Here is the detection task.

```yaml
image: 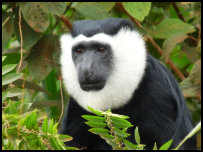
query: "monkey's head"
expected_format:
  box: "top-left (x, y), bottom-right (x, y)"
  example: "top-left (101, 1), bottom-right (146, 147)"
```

top-left (60, 18), bottom-right (147, 111)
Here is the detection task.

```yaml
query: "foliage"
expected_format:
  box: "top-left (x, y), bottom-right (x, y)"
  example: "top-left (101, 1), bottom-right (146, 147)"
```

top-left (2, 57), bottom-right (77, 150)
top-left (2, 2), bottom-right (201, 150)
top-left (2, 109), bottom-right (76, 150)
top-left (83, 106), bottom-right (181, 150)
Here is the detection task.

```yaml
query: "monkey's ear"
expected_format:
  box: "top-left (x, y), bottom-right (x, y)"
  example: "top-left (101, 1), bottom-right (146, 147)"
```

top-left (60, 34), bottom-right (73, 53)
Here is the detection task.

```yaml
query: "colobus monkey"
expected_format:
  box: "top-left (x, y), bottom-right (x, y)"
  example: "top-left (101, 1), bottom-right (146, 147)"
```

top-left (59, 18), bottom-right (196, 150)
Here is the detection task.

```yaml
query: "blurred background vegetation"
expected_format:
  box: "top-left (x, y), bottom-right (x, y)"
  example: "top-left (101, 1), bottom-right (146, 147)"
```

top-left (2, 2), bottom-right (201, 150)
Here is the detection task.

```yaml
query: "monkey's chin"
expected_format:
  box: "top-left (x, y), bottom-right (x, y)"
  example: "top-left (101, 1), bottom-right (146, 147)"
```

top-left (80, 82), bottom-right (105, 91)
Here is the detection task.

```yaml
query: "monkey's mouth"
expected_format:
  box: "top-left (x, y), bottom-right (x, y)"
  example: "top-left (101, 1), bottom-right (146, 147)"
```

top-left (80, 82), bottom-right (105, 91)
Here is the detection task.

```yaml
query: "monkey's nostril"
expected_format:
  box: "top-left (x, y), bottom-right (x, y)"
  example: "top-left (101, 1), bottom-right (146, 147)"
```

top-left (86, 71), bottom-right (93, 81)
top-left (86, 75), bottom-right (90, 81)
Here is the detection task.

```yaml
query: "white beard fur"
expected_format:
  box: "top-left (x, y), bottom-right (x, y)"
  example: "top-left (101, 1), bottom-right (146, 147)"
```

top-left (60, 28), bottom-right (147, 111)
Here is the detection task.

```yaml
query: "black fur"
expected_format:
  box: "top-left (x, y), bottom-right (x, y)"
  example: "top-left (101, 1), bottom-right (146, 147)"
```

top-left (60, 18), bottom-right (196, 150)
top-left (71, 18), bottom-right (134, 38)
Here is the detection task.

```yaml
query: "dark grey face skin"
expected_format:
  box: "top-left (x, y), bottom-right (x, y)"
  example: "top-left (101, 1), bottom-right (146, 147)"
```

top-left (72, 41), bottom-right (113, 91)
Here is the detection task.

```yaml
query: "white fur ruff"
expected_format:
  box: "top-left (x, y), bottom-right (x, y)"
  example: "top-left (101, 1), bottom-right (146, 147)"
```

top-left (60, 28), bottom-right (147, 111)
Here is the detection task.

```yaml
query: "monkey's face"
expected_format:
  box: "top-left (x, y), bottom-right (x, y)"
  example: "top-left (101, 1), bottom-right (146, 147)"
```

top-left (60, 25), bottom-right (147, 110)
top-left (72, 41), bottom-right (113, 91)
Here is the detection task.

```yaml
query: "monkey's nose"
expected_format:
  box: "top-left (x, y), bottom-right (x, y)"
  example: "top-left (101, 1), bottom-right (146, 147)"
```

top-left (80, 69), bottom-right (94, 84)
top-left (82, 69), bottom-right (93, 82)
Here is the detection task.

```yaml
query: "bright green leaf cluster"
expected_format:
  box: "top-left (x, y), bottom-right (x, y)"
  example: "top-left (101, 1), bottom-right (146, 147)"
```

top-left (2, 56), bottom-right (77, 150)
top-left (2, 108), bottom-right (77, 150)
top-left (82, 106), bottom-right (144, 150)
top-left (83, 106), bottom-right (175, 150)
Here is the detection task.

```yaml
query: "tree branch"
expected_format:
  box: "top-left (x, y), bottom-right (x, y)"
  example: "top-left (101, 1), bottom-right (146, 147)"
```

top-left (116, 2), bottom-right (186, 81)
top-left (60, 15), bottom-right (72, 30)
top-left (172, 2), bottom-right (198, 46)
top-left (172, 2), bottom-right (185, 22)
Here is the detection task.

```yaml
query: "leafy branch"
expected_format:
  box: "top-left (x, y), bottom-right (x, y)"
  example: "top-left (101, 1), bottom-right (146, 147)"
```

top-left (2, 56), bottom-right (76, 150)
top-left (83, 106), bottom-right (175, 150)
top-left (83, 106), bottom-right (200, 150)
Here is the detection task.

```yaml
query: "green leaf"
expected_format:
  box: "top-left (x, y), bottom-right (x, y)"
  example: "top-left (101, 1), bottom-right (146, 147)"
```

top-left (48, 119), bottom-right (54, 133)
top-left (27, 35), bottom-right (56, 81)
top-left (49, 138), bottom-right (60, 150)
top-left (188, 60), bottom-right (201, 86)
top-left (162, 34), bottom-right (188, 62)
top-left (159, 139), bottom-right (173, 150)
top-left (65, 147), bottom-right (79, 150)
top-left (85, 121), bottom-right (107, 128)
top-left (170, 49), bottom-right (191, 70)
top-left (23, 110), bottom-right (38, 130)
top-left (114, 127), bottom-right (130, 138)
top-left (18, 2), bottom-right (49, 32)
top-left (134, 127), bottom-right (140, 144)
top-left (180, 78), bottom-right (200, 98)
top-left (8, 100), bottom-right (18, 114)
top-left (153, 142), bottom-right (158, 150)
top-left (181, 44), bottom-right (198, 63)
top-left (100, 134), bottom-right (114, 141)
top-left (2, 56), bottom-right (7, 62)
top-left (39, 2), bottom-right (66, 16)
top-left (123, 2), bottom-right (151, 22)
top-left (111, 114), bottom-right (129, 119)
top-left (4, 101), bottom-right (20, 114)
top-left (2, 64), bottom-right (17, 75)
top-left (7, 126), bottom-right (18, 136)
top-left (2, 92), bottom-right (8, 102)
top-left (53, 123), bottom-right (58, 134)
top-left (100, 134), bottom-right (118, 149)
top-left (111, 117), bottom-right (133, 128)
top-left (4, 87), bottom-right (22, 98)
top-left (58, 134), bottom-right (73, 142)
top-left (21, 103), bottom-right (33, 113)
top-left (55, 138), bottom-right (67, 150)
top-left (82, 115), bottom-right (105, 122)
top-left (72, 2), bottom-right (115, 19)
top-left (42, 117), bottom-right (48, 133)
top-left (88, 128), bottom-right (109, 135)
top-left (123, 139), bottom-right (138, 150)
top-left (2, 73), bottom-right (24, 86)
top-left (87, 106), bottom-right (105, 116)
top-left (149, 19), bottom-right (196, 39)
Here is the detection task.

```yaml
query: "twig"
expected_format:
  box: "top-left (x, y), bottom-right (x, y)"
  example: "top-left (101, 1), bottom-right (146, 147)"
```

top-left (17, 9), bottom-right (24, 73)
top-left (60, 15), bottom-right (72, 30)
top-left (2, 16), bottom-right (10, 27)
top-left (58, 76), bottom-right (64, 125)
top-left (188, 35), bottom-right (199, 42)
top-left (147, 36), bottom-right (185, 80)
top-left (116, 2), bottom-right (185, 81)
top-left (172, 2), bottom-right (198, 46)
top-left (172, 2), bottom-right (185, 22)
top-left (19, 76), bottom-right (25, 115)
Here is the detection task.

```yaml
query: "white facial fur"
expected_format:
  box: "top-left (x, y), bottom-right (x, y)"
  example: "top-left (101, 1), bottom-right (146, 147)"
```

top-left (60, 28), bottom-right (147, 111)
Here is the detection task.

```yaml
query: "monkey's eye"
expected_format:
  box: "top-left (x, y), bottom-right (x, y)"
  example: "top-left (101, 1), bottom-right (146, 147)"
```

top-left (75, 49), bottom-right (83, 54)
top-left (98, 48), bottom-right (105, 53)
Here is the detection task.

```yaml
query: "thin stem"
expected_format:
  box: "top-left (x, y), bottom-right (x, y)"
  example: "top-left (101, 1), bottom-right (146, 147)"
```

top-left (58, 76), bottom-right (64, 125)
top-left (2, 16), bottom-right (10, 27)
top-left (17, 9), bottom-right (24, 73)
